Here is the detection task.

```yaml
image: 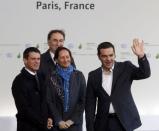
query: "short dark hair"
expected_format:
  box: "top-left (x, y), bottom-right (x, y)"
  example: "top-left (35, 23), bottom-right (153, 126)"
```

top-left (54, 47), bottom-right (73, 62)
top-left (23, 47), bottom-right (40, 59)
top-left (47, 29), bottom-right (65, 41)
top-left (97, 42), bottom-right (115, 55)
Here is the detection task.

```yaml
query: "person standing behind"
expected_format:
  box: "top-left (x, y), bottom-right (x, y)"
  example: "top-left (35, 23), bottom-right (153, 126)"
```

top-left (39, 29), bottom-right (76, 81)
top-left (12, 47), bottom-right (53, 131)
top-left (39, 29), bottom-right (65, 81)
top-left (85, 39), bottom-right (151, 131)
top-left (47, 47), bottom-right (86, 131)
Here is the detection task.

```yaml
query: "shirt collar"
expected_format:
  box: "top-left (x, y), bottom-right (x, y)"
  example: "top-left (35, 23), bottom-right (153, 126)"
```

top-left (49, 51), bottom-right (55, 61)
top-left (102, 63), bottom-right (114, 74)
top-left (25, 67), bottom-right (36, 75)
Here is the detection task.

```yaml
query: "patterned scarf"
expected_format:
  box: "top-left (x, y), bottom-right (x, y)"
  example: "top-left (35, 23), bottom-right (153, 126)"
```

top-left (56, 64), bottom-right (74, 112)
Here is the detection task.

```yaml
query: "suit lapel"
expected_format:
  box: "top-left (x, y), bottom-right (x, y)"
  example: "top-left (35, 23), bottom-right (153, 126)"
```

top-left (111, 62), bottom-right (122, 94)
top-left (46, 51), bottom-right (55, 65)
top-left (96, 68), bottom-right (111, 96)
top-left (45, 51), bottom-right (56, 72)
top-left (96, 68), bottom-right (102, 88)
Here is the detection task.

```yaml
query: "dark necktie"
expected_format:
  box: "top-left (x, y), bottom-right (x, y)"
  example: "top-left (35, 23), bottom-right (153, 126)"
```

top-left (35, 74), bottom-right (40, 90)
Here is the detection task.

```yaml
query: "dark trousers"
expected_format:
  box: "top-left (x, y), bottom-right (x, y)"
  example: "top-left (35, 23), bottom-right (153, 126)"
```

top-left (106, 114), bottom-right (126, 131)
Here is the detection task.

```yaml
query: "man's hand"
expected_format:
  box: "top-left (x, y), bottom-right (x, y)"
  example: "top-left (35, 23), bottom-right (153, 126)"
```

top-left (59, 121), bottom-right (69, 129)
top-left (65, 120), bottom-right (74, 127)
top-left (47, 118), bottom-right (53, 129)
top-left (131, 38), bottom-right (145, 58)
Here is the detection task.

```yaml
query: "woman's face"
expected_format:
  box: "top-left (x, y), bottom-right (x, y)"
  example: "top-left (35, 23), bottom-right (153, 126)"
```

top-left (57, 49), bottom-right (71, 68)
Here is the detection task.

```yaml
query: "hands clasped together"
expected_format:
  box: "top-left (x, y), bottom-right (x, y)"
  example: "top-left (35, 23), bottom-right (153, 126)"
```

top-left (58, 120), bottom-right (74, 130)
top-left (47, 118), bottom-right (74, 130)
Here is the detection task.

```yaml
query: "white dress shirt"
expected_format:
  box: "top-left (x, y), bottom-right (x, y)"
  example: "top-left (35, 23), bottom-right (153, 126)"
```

top-left (49, 51), bottom-right (55, 63)
top-left (102, 65), bottom-right (115, 113)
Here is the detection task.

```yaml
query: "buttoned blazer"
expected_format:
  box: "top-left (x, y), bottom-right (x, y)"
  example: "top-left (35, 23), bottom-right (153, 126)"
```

top-left (85, 56), bottom-right (151, 131)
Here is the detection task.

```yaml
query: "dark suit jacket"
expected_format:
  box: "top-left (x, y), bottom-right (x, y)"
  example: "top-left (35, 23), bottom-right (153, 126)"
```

top-left (12, 68), bottom-right (48, 131)
top-left (47, 70), bottom-right (86, 131)
top-left (38, 50), bottom-right (56, 81)
top-left (85, 55), bottom-right (151, 131)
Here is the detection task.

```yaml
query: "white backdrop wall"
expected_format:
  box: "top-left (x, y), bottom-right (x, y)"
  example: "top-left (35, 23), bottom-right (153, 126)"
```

top-left (0, 0), bottom-right (159, 130)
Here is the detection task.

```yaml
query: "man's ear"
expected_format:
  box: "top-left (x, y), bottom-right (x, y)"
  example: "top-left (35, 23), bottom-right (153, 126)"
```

top-left (97, 54), bottom-right (100, 60)
top-left (23, 58), bottom-right (27, 65)
top-left (48, 40), bottom-right (51, 46)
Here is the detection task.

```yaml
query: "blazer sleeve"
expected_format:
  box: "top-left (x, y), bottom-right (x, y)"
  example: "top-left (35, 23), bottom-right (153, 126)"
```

top-left (129, 55), bottom-right (151, 80)
top-left (11, 77), bottom-right (46, 130)
top-left (69, 72), bottom-right (86, 124)
top-left (85, 72), bottom-right (97, 131)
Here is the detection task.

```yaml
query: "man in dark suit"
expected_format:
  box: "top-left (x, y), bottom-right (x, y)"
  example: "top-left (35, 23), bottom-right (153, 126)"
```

top-left (38, 30), bottom-right (65, 81)
top-left (85, 39), bottom-right (151, 131)
top-left (39, 30), bottom-right (76, 81)
top-left (12, 47), bottom-right (53, 131)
